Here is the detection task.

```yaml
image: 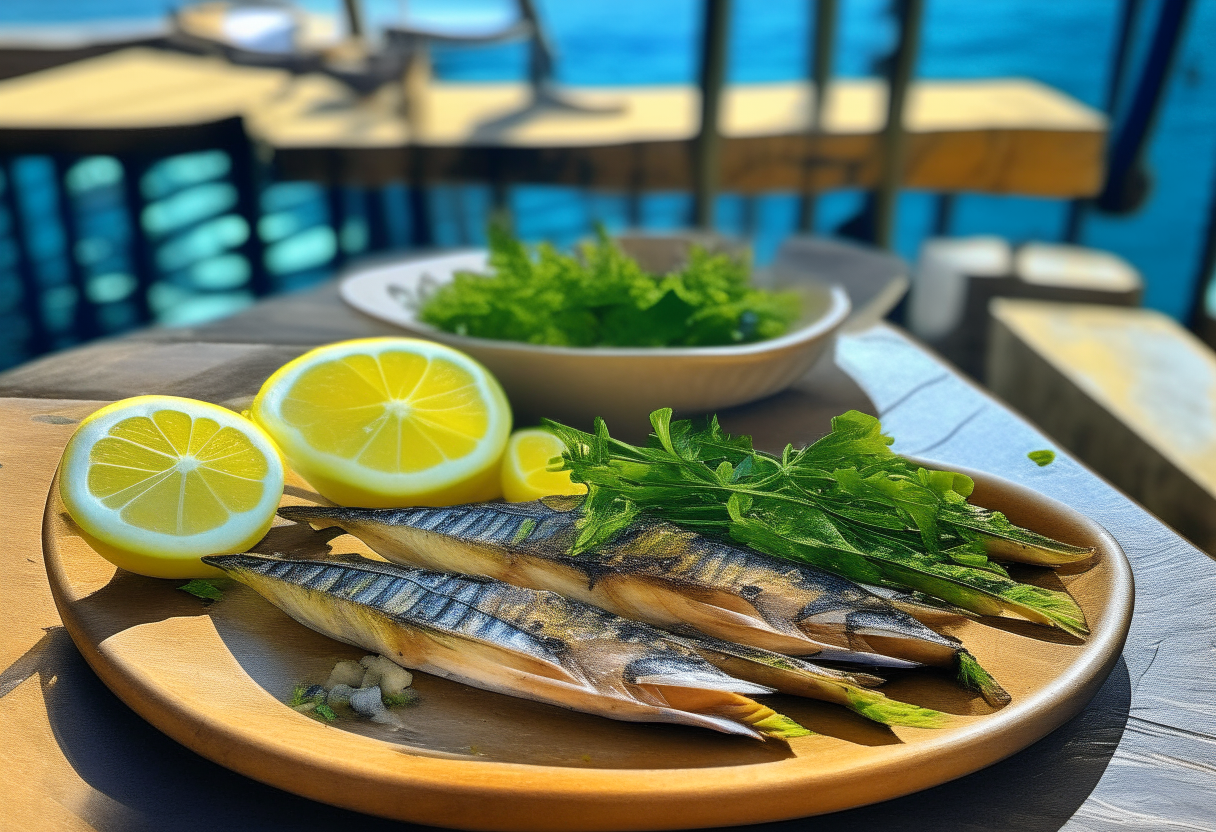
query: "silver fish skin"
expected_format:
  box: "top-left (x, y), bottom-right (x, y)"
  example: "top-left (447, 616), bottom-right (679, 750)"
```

top-left (203, 552), bottom-right (811, 740)
top-left (278, 501), bottom-right (962, 667)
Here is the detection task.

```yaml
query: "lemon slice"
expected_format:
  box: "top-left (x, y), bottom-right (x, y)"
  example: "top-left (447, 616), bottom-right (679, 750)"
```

top-left (59, 395), bottom-right (285, 579)
top-left (251, 338), bottom-right (511, 507)
top-left (501, 428), bottom-right (588, 502)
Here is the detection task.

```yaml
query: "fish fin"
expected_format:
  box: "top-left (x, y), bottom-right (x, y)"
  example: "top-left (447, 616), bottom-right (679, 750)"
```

top-left (844, 688), bottom-right (950, 728)
top-left (858, 582), bottom-right (980, 625)
top-left (957, 650), bottom-right (1011, 707)
top-left (671, 713), bottom-right (766, 739)
top-left (625, 655), bottom-right (774, 695)
top-left (676, 636), bottom-right (943, 729)
top-left (278, 504), bottom-right (346, 530)
top-left (749, 712), bottom-right (815, 741)
top-left (629, 671), bottom-right (775, 696)
top-left (642, 686), bottom-right (812, 741)
top-left (812, 647), bottom-right (922, 669)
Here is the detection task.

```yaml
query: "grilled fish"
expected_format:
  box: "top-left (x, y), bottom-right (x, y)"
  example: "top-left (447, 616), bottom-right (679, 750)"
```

top-left (204, 552), bottom-right (811, 740)
top-left (278, 501), bottom-right (1009, 705)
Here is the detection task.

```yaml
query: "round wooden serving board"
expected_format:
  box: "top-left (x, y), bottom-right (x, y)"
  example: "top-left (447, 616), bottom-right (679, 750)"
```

top-left (43, 467), bottom-right (1133, 832)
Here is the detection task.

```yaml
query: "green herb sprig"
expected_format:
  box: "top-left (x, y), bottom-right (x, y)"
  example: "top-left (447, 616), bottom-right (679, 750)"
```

top-left (418, 224), bottom-right (800, 347)
top-left (544, 409), bottom-right (1089, 637)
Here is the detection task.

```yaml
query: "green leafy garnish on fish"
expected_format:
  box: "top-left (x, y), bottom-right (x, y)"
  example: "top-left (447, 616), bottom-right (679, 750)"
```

top-left (545, 409), bottom-right (1089, 637)
top-left (418, 223), bottom-right (800, 347)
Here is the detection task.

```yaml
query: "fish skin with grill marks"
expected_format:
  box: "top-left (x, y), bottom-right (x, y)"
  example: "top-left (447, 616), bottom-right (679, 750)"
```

top-left (203, 551), bottom-right (811, 740)
top-left (277, 501), bottom-right (967, 670)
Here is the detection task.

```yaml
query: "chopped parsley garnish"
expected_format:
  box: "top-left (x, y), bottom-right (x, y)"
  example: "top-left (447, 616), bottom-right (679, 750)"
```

top-left (418, 224), bottom-right (800, 348)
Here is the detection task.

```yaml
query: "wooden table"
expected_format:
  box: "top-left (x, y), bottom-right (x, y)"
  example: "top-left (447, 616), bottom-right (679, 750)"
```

top-left (0, 46), bottom-right (1107, 195)
top-left (2, 255), bottom-right (1214, 831)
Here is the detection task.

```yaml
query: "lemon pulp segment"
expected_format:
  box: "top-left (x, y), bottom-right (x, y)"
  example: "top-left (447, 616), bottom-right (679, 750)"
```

top-left (252, 338), bottom-right (511, 506)
top-left (502, 428), bottom-right (587, 502)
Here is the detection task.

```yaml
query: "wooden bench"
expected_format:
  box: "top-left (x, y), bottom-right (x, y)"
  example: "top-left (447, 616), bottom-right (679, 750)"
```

top-left (987, 299), bottom-right (1216, 554)
top-left (0, 47), bottom-right (1107, 195)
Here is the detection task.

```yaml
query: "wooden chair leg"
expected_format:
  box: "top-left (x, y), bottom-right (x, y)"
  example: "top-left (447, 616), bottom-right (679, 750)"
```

top-left (51, 154), bottom-right (100, 342)
top-left (1, 158), bottom-right (52, 357)
top-left (226, 137), bottom-right (270, 297)
top-left (119, 156), bottom-right (156, 325)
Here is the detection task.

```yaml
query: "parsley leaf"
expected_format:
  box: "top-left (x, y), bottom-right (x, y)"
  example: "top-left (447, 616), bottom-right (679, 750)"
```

top-left (178, 579), bottom-right (225, 602)
top-left (1028, 449), bottom-right (1056, 467)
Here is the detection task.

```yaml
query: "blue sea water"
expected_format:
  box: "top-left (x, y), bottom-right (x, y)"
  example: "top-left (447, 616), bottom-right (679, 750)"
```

top-left (2, 0), bottom-right (1216, 362)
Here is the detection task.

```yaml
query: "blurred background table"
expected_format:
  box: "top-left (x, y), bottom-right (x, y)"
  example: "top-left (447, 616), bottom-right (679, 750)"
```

top-left (2, 253), bottom-right (1215, 832)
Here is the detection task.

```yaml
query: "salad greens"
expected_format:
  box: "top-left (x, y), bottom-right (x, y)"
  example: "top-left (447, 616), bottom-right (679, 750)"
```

top-left (544, 409), bottom-right (1089, 637)
top-left (418, 224), bottom-right (800, 347)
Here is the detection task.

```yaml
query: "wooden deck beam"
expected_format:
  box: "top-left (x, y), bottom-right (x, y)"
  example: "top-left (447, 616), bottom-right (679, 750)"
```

top-left (0, 48), bottom-right (1107, 196)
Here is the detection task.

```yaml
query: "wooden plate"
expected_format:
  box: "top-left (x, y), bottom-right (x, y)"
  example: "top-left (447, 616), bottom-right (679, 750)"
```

top-left (43, 467), bottom-right (1133, 832)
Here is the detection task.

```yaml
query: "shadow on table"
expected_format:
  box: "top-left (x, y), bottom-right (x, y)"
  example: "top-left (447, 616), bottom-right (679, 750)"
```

top-left (712, 656), bottom-right (1134, 832)
top-left (2, 627), bottom-right (437, 832)
top-left (3, 623), bottom-right (1131, 832)
top-left (713, 353), bottom-right (878, 453)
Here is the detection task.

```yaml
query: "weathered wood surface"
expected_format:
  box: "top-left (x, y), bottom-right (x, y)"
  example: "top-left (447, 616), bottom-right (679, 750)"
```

top-left (0, 268), bottom-right (1214, 829)
top-left (0, 47), bottom-right (1106, 195)
top-left (988, 299), bottom-right (1216, 556)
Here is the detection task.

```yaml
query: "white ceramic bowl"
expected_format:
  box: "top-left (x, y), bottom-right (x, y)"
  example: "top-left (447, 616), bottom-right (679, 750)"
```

top-left (339, 250), bottom-right (850, 429)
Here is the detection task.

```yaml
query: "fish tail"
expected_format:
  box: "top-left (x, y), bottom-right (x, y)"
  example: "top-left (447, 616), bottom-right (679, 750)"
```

top-left (635, 681), bottom-right (811, 740)
top-left (843, 688), bottom-right (949, 728)
top-left (956, 650), bottom-right (1011, 707)
top-left (710, 694), bottom-right (815, 740)
top-left (277, 504), bottom-right (347, 529)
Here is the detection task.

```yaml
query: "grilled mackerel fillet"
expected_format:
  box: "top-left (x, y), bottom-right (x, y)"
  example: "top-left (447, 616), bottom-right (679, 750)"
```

top-left (204, 551), bottom-right (812, 740)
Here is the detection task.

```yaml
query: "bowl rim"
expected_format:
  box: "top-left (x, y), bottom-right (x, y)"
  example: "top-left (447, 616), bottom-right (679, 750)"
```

top-left (339, 248), bottom-right (853, 359)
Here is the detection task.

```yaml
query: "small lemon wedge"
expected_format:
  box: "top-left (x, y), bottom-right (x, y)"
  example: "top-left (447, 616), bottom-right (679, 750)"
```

top-left (501, 428), bottom-right (588, 502)
top-left (251, 338), bottom-right (511, 507)
top-left (59, 395), bottom-right (285, 579)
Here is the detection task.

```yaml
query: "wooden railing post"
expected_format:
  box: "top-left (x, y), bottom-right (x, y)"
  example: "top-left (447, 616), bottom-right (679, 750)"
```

top-left (1063, 0), bottom-right (1143, 242)
top-left (693, 0), bottom-right (730, 229)
top-left (342, 0), bottom-right (366, 40)
top-left (873, 0), bottom-right (924, 250)
top-left (798, 0), bottom-right (837, 232)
